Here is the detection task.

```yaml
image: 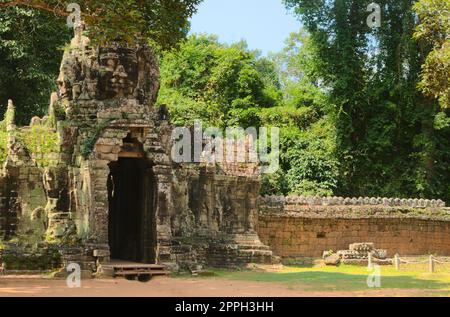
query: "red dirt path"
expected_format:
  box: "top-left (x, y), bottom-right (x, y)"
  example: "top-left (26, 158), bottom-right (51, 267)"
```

top-left (0, 276), bottom-right (440, 297)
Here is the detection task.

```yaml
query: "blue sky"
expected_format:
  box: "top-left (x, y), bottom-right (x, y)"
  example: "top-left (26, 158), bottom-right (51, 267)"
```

top-left (189, 0), bottom-right (301, 55)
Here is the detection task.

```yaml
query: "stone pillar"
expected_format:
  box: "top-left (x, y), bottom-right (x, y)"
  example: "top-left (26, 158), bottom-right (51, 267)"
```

top-left (89, 159), bottom-right (110, 245)
top-left (153, 165), bottom-right (173, 264)
top-left (246, 177), bottom-right (260, 234)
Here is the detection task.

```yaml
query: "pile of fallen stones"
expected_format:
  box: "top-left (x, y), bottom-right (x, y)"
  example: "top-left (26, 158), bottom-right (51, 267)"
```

top-left (323, 243), bottom-right (390, 266)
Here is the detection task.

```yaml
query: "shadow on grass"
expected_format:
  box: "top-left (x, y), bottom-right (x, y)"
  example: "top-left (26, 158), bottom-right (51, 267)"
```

top-left (219, 271), bottom-right (450, 292)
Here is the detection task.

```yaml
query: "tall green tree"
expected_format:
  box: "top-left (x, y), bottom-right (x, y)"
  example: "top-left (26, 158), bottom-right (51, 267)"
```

top-left (413, 0), bottom-right (450, 109)
top-left (284, 0), bottom-right (450, 202)
top-left (0, 7), bottom-right (71, 124)
top-left (158, 34), bottom-right (280, 128)
top-left (261, 30), bottom-right (339, 196)
top-left (0, 0), bottom-right (202, 47)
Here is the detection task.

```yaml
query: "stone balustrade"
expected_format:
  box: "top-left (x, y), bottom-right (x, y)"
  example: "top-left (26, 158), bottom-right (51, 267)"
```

top-left (260, 195), bottom-right (446, 209)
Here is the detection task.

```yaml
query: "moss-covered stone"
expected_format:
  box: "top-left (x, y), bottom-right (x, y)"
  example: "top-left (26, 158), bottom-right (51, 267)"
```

top-left (16, 126), bottom-right (60, 168)
top-left (0, 240), bottom-right (63, 271)
top-left (0, 130), bottom-right (7, 166)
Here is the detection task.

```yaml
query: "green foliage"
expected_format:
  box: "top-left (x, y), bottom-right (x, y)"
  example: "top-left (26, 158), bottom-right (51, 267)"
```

top-left (0, 7), bottom-right (71, 125)
top-left (0, 131), bottom-right (7, 166)
top-left (435, 112), bottom-right (450, 130)
top-left (260, 30), bottom-right (338, 197)
top-left (284, 0), bottom-right (450, 203)
top-left (80, 120), bottom-right (112, 159)
top-left (413, 0), bottom-right (450, 108)
top-left (17, 125), bottom-right (60, 167)
top-left (158, 34), bottom-right (279, 128)
top-left (285, 119), bottom-right (339, 197)
top-left (0, 0), bottom-right (202, 48)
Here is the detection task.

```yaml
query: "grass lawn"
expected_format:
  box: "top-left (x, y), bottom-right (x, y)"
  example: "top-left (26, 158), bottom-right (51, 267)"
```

top-left (175, 263), bottom-right (450, 296)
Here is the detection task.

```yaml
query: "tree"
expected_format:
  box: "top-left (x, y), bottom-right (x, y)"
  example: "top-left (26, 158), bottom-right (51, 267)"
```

top-left (0, 0), bottom-right (203, 48)
top-left (0, 1), bottom-right (202, 123)
top-left (158, 34), bottom-right (280, 128)
top-left (0, 7), bottom-right (71, 124)
top-left (413, 0), bottom-right (450, 109)
top-left (261, 30), bottom-right (339, 196)
top-left (284, 0), bottom-right (450, 202)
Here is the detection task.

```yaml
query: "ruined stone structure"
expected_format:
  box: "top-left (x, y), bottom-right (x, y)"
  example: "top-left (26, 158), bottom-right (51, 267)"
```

top-left (0, 27), bottom-right (274, 273)
top-left (258, 196), bottom-right (450, 259)
top-left (0, 27), bottom-right (449, 275)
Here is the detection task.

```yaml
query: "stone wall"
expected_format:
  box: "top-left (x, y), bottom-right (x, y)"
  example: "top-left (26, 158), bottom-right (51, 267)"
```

top-left (258, 196), bottom-right (450, 258)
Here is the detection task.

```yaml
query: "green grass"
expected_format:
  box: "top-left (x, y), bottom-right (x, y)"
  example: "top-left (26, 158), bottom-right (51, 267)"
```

top-left (175, 264), bottom-right (450, 295)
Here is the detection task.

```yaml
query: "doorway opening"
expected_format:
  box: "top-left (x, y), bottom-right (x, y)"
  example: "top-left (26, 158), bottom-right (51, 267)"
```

top-left (108, 155), bottom-right (156, 264)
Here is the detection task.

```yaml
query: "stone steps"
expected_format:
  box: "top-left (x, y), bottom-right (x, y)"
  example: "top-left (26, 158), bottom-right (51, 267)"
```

top-left (238, 244), bottom-right (272, 251)
top-left (238, 249), bottom-right (273, 256)
top-left (99, 262), bottom-right (170, 279)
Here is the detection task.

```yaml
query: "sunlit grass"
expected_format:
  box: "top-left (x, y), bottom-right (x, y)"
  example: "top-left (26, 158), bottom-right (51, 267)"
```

top-left (175, 263), bottom-right (450, 295)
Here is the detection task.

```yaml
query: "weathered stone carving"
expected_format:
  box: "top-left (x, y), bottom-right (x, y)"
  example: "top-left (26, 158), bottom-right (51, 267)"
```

top-left (0, 27), bottom-right (274, 272)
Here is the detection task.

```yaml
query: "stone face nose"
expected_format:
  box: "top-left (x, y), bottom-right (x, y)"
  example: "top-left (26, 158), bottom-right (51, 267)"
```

top-left (109, 64), bottom-right (130, 97)
top-left (111, 65), bottom-right (128, 86)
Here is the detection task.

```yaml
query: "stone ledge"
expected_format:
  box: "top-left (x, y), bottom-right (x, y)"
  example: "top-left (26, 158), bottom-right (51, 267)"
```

top-left (260, 195), bottom-right (446, 208)
top-left (259, 205), bottom-right (450, 221)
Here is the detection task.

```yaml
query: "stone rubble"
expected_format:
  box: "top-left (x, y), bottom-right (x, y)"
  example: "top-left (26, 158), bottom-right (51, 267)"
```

top-left (324, 243), bottom-right (390, 266)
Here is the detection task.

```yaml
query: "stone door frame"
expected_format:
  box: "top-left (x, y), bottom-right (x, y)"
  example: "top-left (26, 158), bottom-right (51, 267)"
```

top-left (89, 125), bottom-right (173, 264)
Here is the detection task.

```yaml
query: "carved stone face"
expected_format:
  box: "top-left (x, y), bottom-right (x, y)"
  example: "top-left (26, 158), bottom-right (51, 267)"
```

top-left (56, 37), bottom-right (160, 108)
top-left (97, 47), bottom-right (139, 100)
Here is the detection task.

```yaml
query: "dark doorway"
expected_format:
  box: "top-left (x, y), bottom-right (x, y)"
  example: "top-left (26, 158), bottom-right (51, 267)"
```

top-left (108, 157), bottom-right (156, 263)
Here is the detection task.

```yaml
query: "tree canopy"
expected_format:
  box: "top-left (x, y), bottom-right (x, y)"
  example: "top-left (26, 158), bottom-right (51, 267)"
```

top-left (0, 7), bottom-right (71, 124)
top-left (283, 0), bottom-right (450, 202)
top-left (158, 34), bottom-right (281, 128)
top-left (0, 0), bottom-right (202, 47)
top-left (413, 0), bottom-right (450, 109)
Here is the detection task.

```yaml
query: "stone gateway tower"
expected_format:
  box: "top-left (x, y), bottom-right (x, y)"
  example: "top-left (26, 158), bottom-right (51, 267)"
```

top-left (0, 27), bottom-right (275, 273)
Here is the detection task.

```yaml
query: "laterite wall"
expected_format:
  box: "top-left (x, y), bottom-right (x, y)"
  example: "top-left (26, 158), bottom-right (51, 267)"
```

top-left (257, 201), bottom-right (450, 258)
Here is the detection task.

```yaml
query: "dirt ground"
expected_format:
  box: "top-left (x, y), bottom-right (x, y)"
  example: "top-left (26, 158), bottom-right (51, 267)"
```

top-left (0, 276), bottom-right (442, 297)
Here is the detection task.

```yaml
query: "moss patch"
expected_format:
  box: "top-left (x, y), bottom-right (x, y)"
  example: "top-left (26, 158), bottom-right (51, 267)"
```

top-left (0, 130), bottom-right (7, 166)
top-left (17, 126), bottom-right (60, 167)
top-left (80, 120), bottom-right (113, 159)
top-left (2, 249), bottom-right (61, 270)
